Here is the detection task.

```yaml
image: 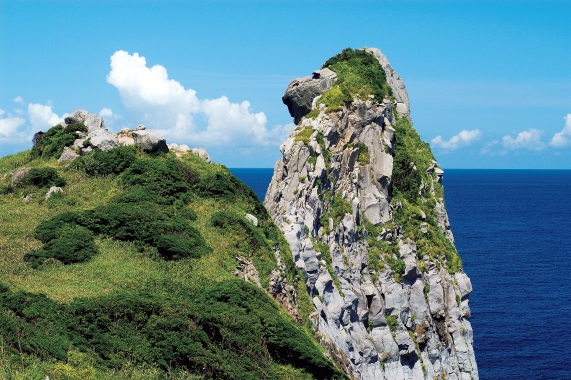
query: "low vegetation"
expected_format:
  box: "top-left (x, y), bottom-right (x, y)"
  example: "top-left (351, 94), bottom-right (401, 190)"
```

top-left (318, 48), bottom-right (392, 111)
top-left (0, 139), bottom-right (344, 378)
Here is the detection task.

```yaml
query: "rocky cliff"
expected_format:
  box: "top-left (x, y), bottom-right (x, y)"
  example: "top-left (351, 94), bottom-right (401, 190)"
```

top-left (265, 48), bottom-right (478, 380)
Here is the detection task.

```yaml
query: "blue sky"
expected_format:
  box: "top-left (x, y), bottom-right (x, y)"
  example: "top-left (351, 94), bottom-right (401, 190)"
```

top-left (1, 0), bottom-right (570, 168)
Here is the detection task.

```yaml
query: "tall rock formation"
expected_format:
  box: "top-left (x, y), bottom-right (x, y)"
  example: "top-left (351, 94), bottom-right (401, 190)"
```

top-left (265, 48), bottom-right (478, 380)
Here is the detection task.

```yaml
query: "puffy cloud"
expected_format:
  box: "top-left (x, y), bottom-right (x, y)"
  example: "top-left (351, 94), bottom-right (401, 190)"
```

top-left (0, 115), bottom-right (26, 141)
top-left (99, 107), bottom-right (113, 118)
top-left (549, 114), bottom-right (571, 148)
top-left (13, 96), bottom-right (23, 103)
top-left (107, 50), bottom-right (289, 147)
top-left (431, 129), bottom-right (481, 150)
top-left (27, 103), bottom-right (64, 131)
top-left (501, 128), bottom-right (545, 150)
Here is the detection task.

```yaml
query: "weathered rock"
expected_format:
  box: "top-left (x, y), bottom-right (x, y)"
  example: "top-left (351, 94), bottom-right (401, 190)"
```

top-left (132, 130), bottom-right (169, 153)
top-left (11, 167), bottom-right (32, 187)
top-left (245, 213), bottom-right (258, 226)
top-left (265, 48), bottom-right (478, 379)
top-left (282, 68), bottom-right (337, 123)
top-left (57, 146), bottom-right (79, 162)
top-left (190, 148), bottom-right (211, 163)
top-left (88, 129), bottom-right (118, 151)
top-left (45, 186), bottom-right (62, 199)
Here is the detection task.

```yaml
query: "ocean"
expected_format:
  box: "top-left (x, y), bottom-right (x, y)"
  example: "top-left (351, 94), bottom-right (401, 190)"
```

top-left (230, 168), bottom-right (571, 380)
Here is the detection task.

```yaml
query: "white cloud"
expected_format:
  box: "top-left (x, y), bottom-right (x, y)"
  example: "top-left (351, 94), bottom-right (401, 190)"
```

top-left (13, 96), bottom-right (23, 103)
top-left (501, 128), bottom-right (545, 150)
top-left (431, 129), bottom-right (481, 150)
top-left (549, 114), bottom-right (571, 148)
top-left (0, 109), bottom-right (5, 116)
top-left (0, 115), bottom-right (26, 140)
top-left (106, 50), bottom-right (289, 147)
top-left (28, 103), bottom-right (64, 132)
top-left (99, 107), bottom-right (113, 118)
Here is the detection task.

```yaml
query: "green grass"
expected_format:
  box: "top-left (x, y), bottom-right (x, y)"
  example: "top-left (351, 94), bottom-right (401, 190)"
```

top-left (0, 147), bottom-right (344, 379)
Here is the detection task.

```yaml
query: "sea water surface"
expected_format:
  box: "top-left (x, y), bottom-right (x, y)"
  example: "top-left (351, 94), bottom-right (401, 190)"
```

top-left (230, 168), bottom-right (571, 380)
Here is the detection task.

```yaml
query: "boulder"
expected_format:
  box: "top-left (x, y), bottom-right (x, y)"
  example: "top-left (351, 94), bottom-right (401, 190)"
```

top-left (132, 130), bottom-right (168, 153)
top-left (282, 68), bottom-right (337, 123)
top-left (245, 213), bottom-right (258, 227)
top-left (89, 129), bottom-right (119, 151)
top-left (45, 186), bottom-right (63, 199)
top-left (191, 148), bottom-right (211, 163)
top-left (57, 146), bottom-right (79, 162)
top-left (11, 167), bottom-right (32, 187)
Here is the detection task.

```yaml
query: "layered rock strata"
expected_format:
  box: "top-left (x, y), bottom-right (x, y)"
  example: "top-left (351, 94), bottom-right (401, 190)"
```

top-left (265, 48), bottom-right (478, 380)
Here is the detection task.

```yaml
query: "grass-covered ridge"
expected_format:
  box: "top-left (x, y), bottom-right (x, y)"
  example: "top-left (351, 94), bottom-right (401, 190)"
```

top-left (0, 140), bottom-right (344, 379)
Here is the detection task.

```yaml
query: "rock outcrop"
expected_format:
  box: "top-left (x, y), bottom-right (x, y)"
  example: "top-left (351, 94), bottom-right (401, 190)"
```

top-left (38, 109), bottom-right (211, 163)
top-left (265, 48), bottom-right (478, 380)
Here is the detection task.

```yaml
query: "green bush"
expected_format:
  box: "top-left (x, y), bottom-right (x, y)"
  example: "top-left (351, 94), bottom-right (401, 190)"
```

top-left (0, 281), bottom-right (343, 379)
top-left (321, 48), bottom-right (392, 106)
top-left (385, 315), bottom-right (399, 332)
top-left (31, 123), bottom-right (86, 159)
top-left (121, 158), bottom-right (194, 203)
top-left (331, 194), bottom-right (352, 225)
top-left (357, 143), bottom-right (370, 165)
top-left (25, 224), bottom-right (97, 267)
top-left (70, 145), bottom-right (138, 176)
top-left (211, 211), bottom-right (268, 252)
top-left (17, 167), bottom-right (66, 189)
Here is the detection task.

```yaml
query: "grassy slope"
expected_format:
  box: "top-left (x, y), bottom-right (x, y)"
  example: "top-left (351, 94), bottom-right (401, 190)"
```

top-left (0, 148), bottom-right (342, 380)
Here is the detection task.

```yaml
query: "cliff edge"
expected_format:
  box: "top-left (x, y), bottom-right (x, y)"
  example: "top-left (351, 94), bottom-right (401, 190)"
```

top-left (265, 48), bottom-right (478, 380)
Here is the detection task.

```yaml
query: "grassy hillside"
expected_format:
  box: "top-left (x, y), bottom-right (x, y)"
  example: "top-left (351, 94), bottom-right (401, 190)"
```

top-left (0, 137), bottom-right (343, 379)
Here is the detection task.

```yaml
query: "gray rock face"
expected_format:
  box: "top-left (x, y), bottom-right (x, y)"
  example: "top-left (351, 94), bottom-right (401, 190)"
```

top-left (190, 148), bottom-right (211, 163)
top-left (265, 48), bottom-right (478, 380)
top-left (132, 130), bottom-right (169, 153)
top-left (63, 109), bottom-right (119, 153)
top-left (282, 68), bottom-right (337, 124)
top-left (57, 146), bottom-right (79, 162)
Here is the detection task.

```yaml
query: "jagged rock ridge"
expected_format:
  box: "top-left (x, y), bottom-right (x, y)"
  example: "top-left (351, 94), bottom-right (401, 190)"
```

top-left (265, 48), bottom-right (478, 380)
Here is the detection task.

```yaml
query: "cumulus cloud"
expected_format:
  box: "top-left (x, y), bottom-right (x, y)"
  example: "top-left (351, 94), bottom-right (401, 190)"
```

top-left (431, 129), bottom-right (481, 150)
top-left (0, 115), bottom-right (26, 141)
top-left (549, 114), bottom-right (571, 148)
top-left (502, 128), bottom-right (545, 150)
top-left (0, 102), bottom-right (66, 147)
top-left (27, 103), bottom-right (64, 131)
top-left (13, 96), bottom-right (23, 103)
top-left (107, 50), bottom-right (290, 147)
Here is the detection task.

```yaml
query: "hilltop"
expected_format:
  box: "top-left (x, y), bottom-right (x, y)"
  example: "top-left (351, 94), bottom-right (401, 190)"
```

top-left (0, 111), bottom-right (343, 379)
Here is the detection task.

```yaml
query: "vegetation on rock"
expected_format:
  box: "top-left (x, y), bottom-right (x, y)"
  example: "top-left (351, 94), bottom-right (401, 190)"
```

top-left (318, 48), bottom-right (393, 111)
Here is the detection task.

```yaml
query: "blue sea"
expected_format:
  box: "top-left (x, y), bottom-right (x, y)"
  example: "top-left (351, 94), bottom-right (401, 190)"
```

top-left (231, 168), bottom-right (571, 380)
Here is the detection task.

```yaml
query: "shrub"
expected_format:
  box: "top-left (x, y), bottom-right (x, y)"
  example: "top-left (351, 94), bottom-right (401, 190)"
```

top-left (385, 315), bottom-right (399, 332)
top-left (387, 255), bottom-right (405, 283)
top-left (25, 224), bottom-right (97, 267)
top-left (331, 194), bottom-right (352, 225)
top-left (357, 143), bottom-right (370, 165)
top-left (316, 87), bottom-right (348, 112)
top-left (31, 123), bottom-right (86, 159)
top-left (18, 167), bottom-right (66, 188)
top-left (122, 158), bottom-right (194, 203)
top-left (321, 48), bottom-right (392, 105)
top-left (294, 125), bottom-right (314, 144)
top-left (154, 233), bottom-right (207, 261)
top-left (211, 211), bottom-right (268, 252)
top-left (70, 145), bottom-right (137, 176)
